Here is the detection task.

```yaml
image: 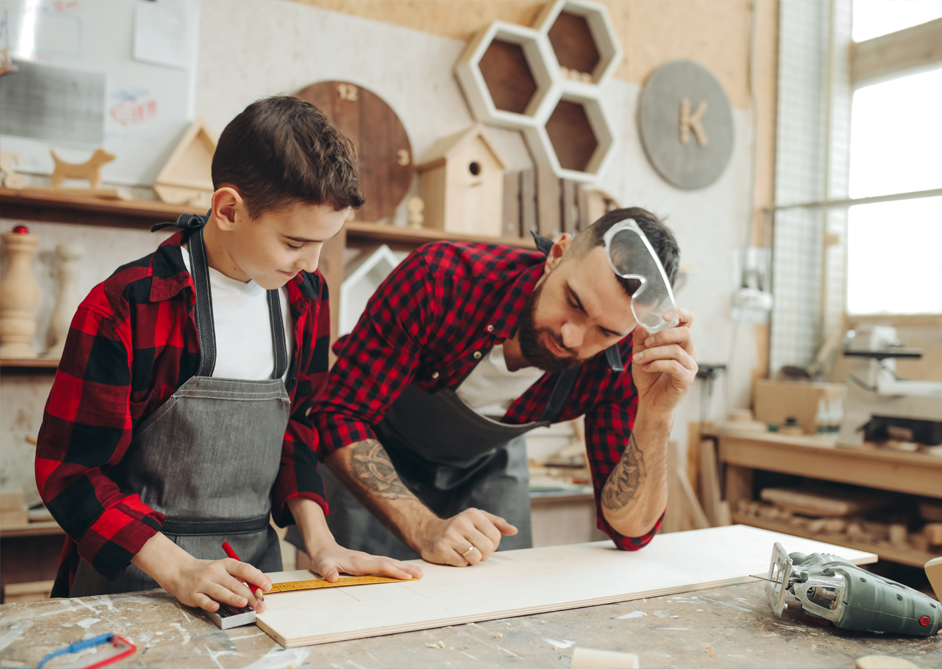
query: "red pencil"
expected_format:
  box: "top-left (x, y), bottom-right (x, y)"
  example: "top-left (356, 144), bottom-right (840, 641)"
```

top-left (221, 541), bottom-right (264, 600)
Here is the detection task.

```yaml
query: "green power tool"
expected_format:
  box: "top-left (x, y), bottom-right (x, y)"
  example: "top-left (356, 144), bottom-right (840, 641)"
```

top-left (765, 542), bottom-right (941, 636)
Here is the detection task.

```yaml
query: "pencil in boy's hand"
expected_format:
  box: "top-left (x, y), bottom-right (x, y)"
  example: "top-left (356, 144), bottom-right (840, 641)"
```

top-left (221, 541), bottom-right (265, 600)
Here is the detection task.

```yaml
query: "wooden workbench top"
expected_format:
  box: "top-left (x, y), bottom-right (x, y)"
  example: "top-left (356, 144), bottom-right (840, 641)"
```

top-left (1, 581), bottom-right (938, 668)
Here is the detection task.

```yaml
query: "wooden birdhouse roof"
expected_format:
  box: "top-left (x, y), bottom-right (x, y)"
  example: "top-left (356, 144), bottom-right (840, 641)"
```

top-left (417, 124), bottom-right (508, 172)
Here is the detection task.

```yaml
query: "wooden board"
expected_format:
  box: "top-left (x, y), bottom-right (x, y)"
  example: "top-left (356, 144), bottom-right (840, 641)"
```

top-left (295, 81), bottom-right (413, 223)
top-left (536, 165), bottom-right (561, 239)
top-left (759, 486), bottom-right (891, 517)
top-left (256, 525), bottom-right (876, 648)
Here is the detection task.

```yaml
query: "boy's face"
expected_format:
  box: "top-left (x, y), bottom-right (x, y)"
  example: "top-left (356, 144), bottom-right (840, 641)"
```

top-left (210, 189), bottom-right (349, 290)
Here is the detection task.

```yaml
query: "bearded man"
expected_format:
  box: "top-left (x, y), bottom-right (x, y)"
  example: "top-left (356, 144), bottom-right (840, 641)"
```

top-left (286, 207), bottom-right (698, 567)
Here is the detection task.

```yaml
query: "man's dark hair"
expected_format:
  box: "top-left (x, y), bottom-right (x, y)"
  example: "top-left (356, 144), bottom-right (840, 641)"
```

top-left (212, 96), bottom-right (365, 219)
top-left (570, 207), bottom-right (680, 294)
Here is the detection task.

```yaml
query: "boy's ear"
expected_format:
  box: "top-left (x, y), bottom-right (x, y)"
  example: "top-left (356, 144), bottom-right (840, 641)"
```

top-left (211, 187), bottom-right (244, 231)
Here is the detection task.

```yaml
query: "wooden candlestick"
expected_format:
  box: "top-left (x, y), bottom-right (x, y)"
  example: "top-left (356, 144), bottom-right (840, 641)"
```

top-left (0, 228), bottom-right (41, 358)
top-left (47, 243), bottom-right (84, 358)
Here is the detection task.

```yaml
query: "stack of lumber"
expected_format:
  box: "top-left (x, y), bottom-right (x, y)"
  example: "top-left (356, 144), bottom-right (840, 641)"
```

top-left (738, 487), bottom-right (942, 555)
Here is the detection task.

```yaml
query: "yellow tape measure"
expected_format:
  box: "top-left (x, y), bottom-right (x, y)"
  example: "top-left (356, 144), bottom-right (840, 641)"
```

top-left (268, 575), bottom-right (417, 594)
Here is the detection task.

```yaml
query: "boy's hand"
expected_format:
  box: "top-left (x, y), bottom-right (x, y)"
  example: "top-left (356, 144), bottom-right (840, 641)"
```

top-left (132, 532), bottom-right (271, 614)
top-left (169, 556), bottom-right (272, 613)
top-left (307, 542), bottom-right (423, 582)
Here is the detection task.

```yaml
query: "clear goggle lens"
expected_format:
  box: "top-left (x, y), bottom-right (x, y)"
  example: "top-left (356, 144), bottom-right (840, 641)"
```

top-left (603, 219), bottom-right (679, 334)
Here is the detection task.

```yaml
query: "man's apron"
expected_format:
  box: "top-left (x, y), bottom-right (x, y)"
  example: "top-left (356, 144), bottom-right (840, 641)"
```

top-left (288, 234), bottom-right (581, 560)
top-left (70, 216), bottom-right (290, 595)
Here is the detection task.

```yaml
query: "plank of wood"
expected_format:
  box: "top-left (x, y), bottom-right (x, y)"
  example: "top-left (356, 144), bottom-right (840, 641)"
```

top-left (536, 165), bottom-right (561, 239)
top-left (520, 167), bottom-right (537, 238)
top-left (699, 439), bottom-right (724, 526)
top-left (759, 486), bottom-right (890, 517)
top-left (676, 467), bottom-right (710, 530)
top-left (256, 526), bottom-right (876, 648)
top-left (561, 178), bottom-right (577, 235)
top-left (501, 171), bottom-right (521, 238)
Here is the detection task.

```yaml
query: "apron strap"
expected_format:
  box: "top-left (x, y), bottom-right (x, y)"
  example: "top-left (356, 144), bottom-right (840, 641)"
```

top-left (267, 289), bottom-right (288, 379)
top-left (538, 366), bottom-right (579, 423)
top-left (157, 214), bottom-right (288, 379)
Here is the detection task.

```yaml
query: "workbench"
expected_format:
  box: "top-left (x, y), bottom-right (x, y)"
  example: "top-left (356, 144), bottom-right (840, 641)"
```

top-left (711, 426), bottom-right (942, 568)
top-left (2, 580), bottom-right (939, 668)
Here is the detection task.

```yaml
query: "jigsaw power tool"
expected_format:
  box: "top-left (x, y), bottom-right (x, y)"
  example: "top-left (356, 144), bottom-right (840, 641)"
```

top-left (765, 542), bottom-right (940, 636)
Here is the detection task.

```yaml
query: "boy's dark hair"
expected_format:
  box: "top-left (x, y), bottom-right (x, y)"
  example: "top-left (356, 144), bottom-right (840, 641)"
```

top-left (212, 96), bottom-right (365, 218)
top-left (570, 207), bottom-right (680, 293)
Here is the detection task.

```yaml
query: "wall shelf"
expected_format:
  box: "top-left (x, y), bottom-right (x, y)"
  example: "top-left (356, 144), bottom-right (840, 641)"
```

top-left (0, 189), bottom-right (535, 249)
top-left (0, 358), bottom-right (59, 370)
top-left (0, 521), bottom-right (64, 539)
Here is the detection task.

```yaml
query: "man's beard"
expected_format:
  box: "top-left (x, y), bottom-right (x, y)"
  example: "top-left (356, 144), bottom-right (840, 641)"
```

top-left (517, 281), bottom-right (582, 373)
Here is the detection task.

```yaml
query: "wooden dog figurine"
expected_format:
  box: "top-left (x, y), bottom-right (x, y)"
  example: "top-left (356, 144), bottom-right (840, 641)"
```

top-left (50, 148), bottom-right (116, 189)
top-left (0, 150), bottom-right (24, 189)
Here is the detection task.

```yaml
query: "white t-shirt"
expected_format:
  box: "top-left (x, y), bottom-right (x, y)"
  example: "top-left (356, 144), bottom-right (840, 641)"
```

top-left (180, 248), bottom-right (294, 381)
top-left (454, 344), bottom-right (545, 418)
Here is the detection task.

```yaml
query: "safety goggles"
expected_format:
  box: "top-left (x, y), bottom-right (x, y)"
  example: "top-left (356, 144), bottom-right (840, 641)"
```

top-left (603, 219), bottom-right (679, 334)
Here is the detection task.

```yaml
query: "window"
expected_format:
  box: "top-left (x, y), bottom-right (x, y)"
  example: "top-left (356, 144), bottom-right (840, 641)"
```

top-left (844, 4), bottom-right (942, 315)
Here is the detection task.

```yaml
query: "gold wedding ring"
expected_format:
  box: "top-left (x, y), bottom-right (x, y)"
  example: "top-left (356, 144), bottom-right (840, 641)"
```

top-left (460, 545), bottom-right (476, 558)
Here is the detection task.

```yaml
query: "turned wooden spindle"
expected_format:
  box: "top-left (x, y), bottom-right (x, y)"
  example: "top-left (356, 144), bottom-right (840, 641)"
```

top-left (47, 243), bottom-right (84, 358)
top-left (0, 226), bottom-right (41, 358)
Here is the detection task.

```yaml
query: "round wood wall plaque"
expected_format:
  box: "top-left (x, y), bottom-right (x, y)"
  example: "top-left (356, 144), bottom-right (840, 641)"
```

top-left (638, 61), bottom-right (733, 190)
top-left (295, 81), bottom-right (413, 223)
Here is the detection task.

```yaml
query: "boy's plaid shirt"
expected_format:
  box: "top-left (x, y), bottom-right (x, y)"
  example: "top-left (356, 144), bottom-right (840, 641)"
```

top-left (36, 231), bottom-right (331, 596)
top-left (314, 240), bottom-right (664, 551)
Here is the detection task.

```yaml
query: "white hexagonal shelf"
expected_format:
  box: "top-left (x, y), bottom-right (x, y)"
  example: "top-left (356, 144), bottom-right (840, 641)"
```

top-left (534, 0), bottom-right (622, 88)
top-left (523, 91), bottom-right (615, 183)
top-left (454, 22), bottom-right (559, 129)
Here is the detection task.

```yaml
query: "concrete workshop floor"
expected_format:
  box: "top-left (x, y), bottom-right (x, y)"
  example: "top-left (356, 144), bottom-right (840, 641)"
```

top-left (1, 581), bottom-right (939, 667)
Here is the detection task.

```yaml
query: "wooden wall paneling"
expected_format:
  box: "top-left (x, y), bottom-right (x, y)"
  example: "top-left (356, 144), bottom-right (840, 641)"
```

top-left (520, 167), bottom-right (537, 238)
top-left (256, 526), bottom-right (876, 647)
top-left (536, 165), bottom-right (561, 239)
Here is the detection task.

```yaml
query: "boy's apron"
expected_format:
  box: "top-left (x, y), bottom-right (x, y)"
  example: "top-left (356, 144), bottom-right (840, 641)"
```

top-left (71, 216), bottom-right (291, 596)
top-left (288, 235), bottom-right (582, 561)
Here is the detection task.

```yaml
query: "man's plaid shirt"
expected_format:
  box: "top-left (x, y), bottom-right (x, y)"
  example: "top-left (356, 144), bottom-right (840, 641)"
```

top-left (35, 231), bottom-right (331, 597)
top-left (315, 240), bottom-right (664, 550)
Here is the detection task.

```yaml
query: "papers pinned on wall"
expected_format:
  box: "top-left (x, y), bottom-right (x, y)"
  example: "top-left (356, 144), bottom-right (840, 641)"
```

top-left (133, 0), bottom-right (200, 71)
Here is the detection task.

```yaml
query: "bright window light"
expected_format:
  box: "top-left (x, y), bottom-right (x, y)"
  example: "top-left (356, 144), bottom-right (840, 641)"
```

top-left (853, 0), bottom-right (942, 41)
top-left (846, 196), bottom-right (942, 315)
top-left (849, 67), bottom-right (942, 198)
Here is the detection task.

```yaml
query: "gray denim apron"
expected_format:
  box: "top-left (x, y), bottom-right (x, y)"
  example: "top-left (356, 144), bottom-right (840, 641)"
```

top-left (71, 216), bottom-right (290, 596)
top-left (288, 236), bottom-right (581, 561)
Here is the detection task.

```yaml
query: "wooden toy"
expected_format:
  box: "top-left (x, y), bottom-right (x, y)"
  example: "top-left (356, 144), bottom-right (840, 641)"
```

top-left (51, 148), bottom-right (115, 189)
top-left (295, 81), bottom-right (413, 224)
top-left (154, 117), bottom-right (217, 208)
top-left (46, 243), bottom-right (84, 358)
top-left (417, 125), bottom-right (506, 237)
top-left (0, 226), bottom-right (40, 358)
top-left (0, 150), bottom-right (25, 189)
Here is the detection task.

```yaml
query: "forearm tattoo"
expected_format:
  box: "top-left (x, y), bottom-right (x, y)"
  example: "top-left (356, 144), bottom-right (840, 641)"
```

top-left (602, 433), bottom-right (647, 510)
top-left (349, 439), bottom-right (414, 500)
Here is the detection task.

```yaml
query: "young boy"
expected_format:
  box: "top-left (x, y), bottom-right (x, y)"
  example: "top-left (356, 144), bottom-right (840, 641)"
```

top-left (35, 96), bottom-right (421, 614)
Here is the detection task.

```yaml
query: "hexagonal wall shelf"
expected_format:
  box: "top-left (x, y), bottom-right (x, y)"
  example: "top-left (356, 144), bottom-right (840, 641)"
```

top-left (524, 91), bottom-right (615, 183)
top-left (455, 22), bottom-right (558, 128)
top-left (534, 0), bottom-right (622, 87)
top-left (454, 0), bottom-right (620, 183)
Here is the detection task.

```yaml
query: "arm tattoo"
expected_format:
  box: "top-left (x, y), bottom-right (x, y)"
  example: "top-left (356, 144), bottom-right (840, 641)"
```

top-left (349, 439), bottom-right (414, 500)
top-left (601, 433), bottom-right (647, 510)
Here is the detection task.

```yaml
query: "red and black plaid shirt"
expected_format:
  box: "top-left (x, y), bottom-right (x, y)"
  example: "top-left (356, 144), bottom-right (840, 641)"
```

top-left (316, 241), bottom-right (663, 550)
top-left (36, 231), bottom-right (330, 597)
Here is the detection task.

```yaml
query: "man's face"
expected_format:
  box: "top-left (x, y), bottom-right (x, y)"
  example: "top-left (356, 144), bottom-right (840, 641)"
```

top-left (519, 246), bottom-right (637, 372)
top-left (224, 199), bottom-right (348, 290)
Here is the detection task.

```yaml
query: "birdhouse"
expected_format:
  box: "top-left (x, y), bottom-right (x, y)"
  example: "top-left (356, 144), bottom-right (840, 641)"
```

top-left (417, 125), bottom-right (507, 237)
